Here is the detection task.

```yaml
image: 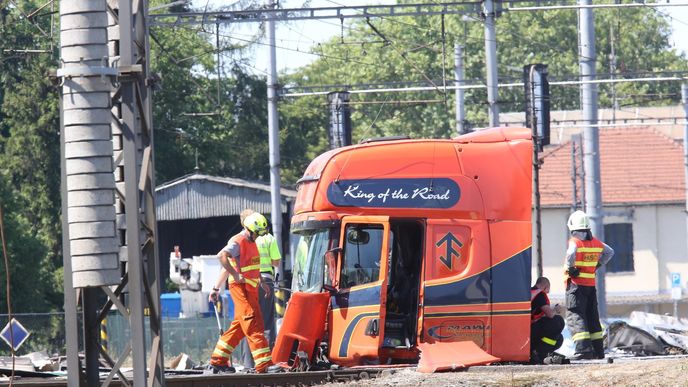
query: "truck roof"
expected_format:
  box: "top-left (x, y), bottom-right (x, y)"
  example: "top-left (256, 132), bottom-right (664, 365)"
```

top-left (294, 127), bottom-right (532, 222)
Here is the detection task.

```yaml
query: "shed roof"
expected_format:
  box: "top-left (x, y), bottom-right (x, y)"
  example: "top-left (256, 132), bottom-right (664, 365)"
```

top-left (155, 173), bottom-right (297, 221)
top-left (539, 127), bottom-right (685, 207)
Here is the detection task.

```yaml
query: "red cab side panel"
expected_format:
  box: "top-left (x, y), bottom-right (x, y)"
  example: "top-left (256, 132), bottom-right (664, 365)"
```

top-left (488, 220), bottom-right (532, 361)
top-left (421, 219), bottom-right (493, 352)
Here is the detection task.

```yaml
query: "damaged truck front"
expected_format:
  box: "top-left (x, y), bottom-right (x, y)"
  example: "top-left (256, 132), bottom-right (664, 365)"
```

top-left (272, 127), bottom-right (534, 369)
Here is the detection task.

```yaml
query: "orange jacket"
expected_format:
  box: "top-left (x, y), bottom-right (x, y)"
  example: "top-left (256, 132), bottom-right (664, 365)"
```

top-left (569, 237), bottom-right (604, 287)
top-left (228, 233), bottom-right (261, 288)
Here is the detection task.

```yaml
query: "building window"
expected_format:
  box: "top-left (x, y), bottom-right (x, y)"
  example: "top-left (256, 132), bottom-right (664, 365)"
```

top-left (604, 223), bottom-right (634, 273)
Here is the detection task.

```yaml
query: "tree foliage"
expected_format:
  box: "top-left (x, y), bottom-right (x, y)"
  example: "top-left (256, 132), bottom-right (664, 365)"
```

top-left (150, 0), bottom-right (275, 184)
top-left (0, 0), bottom-right (61, 312)
top-left (280, 1), bottom-right (688, 166)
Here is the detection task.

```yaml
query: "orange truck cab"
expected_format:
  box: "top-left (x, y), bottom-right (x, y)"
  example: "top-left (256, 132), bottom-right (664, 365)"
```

top-left (272, 127), bottom-right (533, 368)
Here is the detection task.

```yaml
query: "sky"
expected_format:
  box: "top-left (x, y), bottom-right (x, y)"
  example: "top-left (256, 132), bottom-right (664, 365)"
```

top-left (192, 0), bottom-right (688, 74)
top-left (664, 2), bottom-right (688, 55)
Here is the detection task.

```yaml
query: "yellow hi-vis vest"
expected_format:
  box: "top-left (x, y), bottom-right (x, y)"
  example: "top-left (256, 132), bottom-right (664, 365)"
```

top-left (257, 234), bottom-right (281, 277)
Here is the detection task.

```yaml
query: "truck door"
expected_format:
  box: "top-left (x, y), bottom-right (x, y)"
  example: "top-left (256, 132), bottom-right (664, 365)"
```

top-left (328, 216), bottom-right (390, 365)
top-left (420, 219), bottom-right (492, 353)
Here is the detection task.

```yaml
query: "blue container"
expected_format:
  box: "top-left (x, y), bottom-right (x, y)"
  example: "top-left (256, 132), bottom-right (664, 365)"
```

top-left (161, 292), bottom-right (181, 318)
top-left (220, 290), bottom-right (234, 320)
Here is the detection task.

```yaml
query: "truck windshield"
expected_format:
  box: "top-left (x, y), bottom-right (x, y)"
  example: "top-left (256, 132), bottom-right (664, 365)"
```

top-left (292, 228), bottom-right (334, 293)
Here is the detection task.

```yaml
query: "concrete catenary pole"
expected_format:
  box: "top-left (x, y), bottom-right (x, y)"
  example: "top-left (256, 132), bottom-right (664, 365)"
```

top-left (578, 0), bottom-right (607, 317)
top-left (483, 0), bottom-right (499, 127)
top-left (455, 42), bottom-right (467, 134)
top-left (58, 1), bottom-right (119, 384)
top-left (266, 0), bottom-right (284, 278)
top-left (59, 0), bottom-right (119, 289)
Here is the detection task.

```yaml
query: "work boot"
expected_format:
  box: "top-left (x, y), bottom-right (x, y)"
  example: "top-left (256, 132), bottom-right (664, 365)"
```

top-left (530, 350), bottom-right (543, 365)
top-left (266, 364), bottom-right (287, 373)
top-left (543, 353), bottom-right (569, 365)
top-left (568, 351), bottom-right (595, 361)
top-left (209, 364), bottom-right (236, 374)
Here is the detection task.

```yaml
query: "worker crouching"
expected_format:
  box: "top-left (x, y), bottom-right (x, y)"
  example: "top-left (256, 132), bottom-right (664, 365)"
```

top-left (530, 277), bottom-right (565, 364)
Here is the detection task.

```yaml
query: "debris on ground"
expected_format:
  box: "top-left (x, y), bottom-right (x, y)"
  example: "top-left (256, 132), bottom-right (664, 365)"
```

top-left (169, 352), bottom-right (196, 370)
top-left (628, 311), bottom-right (688, 353)
top-left (0, 351), bottom-right (66, 377)
top-left (605, 320), bottom-right (666, 355)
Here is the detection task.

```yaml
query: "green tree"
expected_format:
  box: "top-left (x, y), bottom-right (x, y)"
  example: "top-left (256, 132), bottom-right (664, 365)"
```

top-left (150, 0), bottom-right (278, 184)
top-left (0, 1), bottom-right (62, 312)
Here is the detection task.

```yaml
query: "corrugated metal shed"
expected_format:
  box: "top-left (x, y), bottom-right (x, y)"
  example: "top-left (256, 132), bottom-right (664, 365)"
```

top-left (155, 173), bottom-right (297, 221)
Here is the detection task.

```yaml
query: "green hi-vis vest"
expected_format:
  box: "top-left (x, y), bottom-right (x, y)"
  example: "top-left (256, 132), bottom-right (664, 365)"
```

top-left (257, 234), bottom-right (281, 275)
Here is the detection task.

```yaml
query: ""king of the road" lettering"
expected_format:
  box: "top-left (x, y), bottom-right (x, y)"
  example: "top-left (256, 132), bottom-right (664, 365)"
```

top-left (327, 178), bottom-right (460, 208)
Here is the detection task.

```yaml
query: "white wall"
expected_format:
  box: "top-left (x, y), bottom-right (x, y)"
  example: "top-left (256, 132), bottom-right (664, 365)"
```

top-left (657, 205), bottom-right (688, 291)
top-left (604, 206), bottom-right (658, 294)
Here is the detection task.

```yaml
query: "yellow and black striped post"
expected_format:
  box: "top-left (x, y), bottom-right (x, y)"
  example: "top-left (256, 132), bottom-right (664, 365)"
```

top-left (100, 318), bottom-right (108, 353)
top-left (274, 287), bottom-right (286, 319)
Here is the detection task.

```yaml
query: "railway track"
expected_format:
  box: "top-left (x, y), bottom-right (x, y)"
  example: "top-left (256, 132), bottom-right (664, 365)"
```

top-left (4, 356), bottom-right (688, 386)
top-left (1, 367), bottom-right (396, 387)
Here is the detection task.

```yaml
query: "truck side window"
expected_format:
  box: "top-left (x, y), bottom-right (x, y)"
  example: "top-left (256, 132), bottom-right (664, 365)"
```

top-left (341, 224), bottom-right (383, 288)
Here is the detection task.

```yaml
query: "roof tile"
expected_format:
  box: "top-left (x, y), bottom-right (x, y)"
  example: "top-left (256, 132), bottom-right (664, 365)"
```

top-left (539, 127), bottom-right (685, 206)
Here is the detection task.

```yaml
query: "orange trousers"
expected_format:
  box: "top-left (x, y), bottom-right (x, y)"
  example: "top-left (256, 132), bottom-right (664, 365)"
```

top-left (210, 282), bottom-right (273, 372)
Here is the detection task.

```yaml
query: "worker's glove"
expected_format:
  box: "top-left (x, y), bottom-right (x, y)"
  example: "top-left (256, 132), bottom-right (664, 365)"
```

top-left (209, 289), bottom-right (219, 303)
top-left (567, 266), bottom-right (580, 278)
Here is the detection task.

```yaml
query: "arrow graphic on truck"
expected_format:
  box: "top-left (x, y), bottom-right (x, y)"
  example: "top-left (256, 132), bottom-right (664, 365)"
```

top-left (436, 232), bottom-right (463, 270)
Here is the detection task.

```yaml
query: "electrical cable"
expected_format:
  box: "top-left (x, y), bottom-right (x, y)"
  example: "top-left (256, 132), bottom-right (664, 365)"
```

top-left (149, 30), bottom-right (222, 105)
top-left (164, 2), bottom-right (685, 91)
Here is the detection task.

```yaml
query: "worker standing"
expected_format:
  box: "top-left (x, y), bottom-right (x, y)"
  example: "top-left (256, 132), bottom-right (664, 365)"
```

top-left (210, 209), bottom-right (282, 370)
top-left (564, 210), bottom-right (614, 360)
top-left (208, 212), bottom-right (275, 374)
top-left (530, 277), bottom-right (565, 364)
top-left (208, 210), bottom-right (283, 371)
top-left (257, 231), bottom-right (282, 346)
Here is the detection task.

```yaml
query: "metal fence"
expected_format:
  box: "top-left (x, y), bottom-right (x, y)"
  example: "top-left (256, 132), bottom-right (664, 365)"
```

top-left (0, 312), bottom-right (246, 367)
top-left (0, 313), bottom-right (74, 357)
top-left (107, 313), bottom-right (215, 365)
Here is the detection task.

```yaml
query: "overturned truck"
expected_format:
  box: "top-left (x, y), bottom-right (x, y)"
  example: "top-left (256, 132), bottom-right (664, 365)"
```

top-left (273, 127), bottom-right (534, 369)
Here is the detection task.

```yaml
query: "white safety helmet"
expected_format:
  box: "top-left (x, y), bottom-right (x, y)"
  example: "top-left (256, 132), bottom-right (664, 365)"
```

top-left (567, 210), bottom-right (590, 231)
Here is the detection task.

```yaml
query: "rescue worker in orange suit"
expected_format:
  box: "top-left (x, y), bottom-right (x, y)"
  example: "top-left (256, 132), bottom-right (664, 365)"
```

top-left (208, 212), bottom-right (276, 374)
top-left (210, 209), bottom-right (282, 369)
top-left (530, 277), bottom-right (565, 364)
top-left (564, 210), bottom-right (614, 360)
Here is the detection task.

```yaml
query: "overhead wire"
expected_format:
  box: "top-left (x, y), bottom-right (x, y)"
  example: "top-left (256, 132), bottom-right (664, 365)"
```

top-left (0, 1), bottom-right (55, 55)
top-left (165, 1), bottom-right (688, 87)
top-left (149, 30), bottom-right (221, 106)
top-left (320, 0), bottom-right (473, 93)
top-left (160, 23), bottom-right (381, 69)
top-left (159, 1), bottom-right (688, 125)
top-left (169, 1), bottom-right (479, 85)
